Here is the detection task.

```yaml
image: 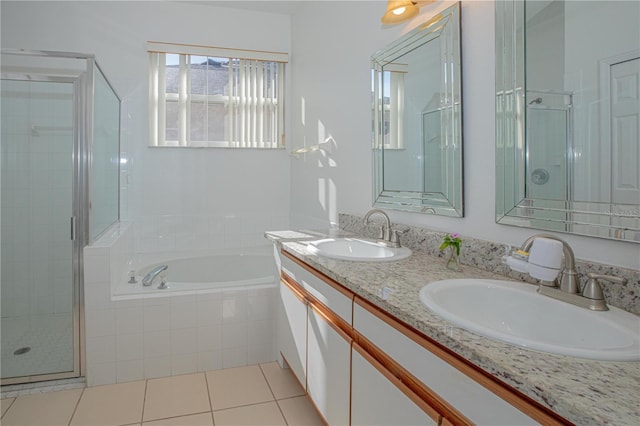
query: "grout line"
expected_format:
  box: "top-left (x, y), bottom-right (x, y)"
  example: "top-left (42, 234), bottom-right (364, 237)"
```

top-left (258, 363), bottom-right (289, 425)
top-left (212, 400), bottom-right (279, 414)
top-left (204, 370), bottom-right (214, 413)
top-left (140, 410), bottom-right (212, 424)
top-left (274, 394), bottom-right (306, 402)
top-left (67, 386), bottom-right (85, 426)
top-left (141, 378), bottom-right (149, 423)
top-left (1, 397), bottom-right (17, 420)
top-left (274, 399), bottom-right (290, 426)
top-left (258, 363), bottom-right (278, 401)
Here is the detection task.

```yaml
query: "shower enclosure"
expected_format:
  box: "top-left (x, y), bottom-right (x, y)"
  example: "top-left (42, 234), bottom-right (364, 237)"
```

top-left (1, 50), bottom-right (120, 385)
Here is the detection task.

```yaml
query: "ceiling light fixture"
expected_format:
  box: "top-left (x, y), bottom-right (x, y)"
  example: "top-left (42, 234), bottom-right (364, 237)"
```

top-left (381, 0), bottom-right (419, 24)
top-left (381, 0), bottom-right (434, 25)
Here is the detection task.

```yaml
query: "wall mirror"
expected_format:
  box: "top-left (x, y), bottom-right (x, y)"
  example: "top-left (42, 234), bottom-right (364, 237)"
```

top-left (496, 0), bottom-right (640, 243)
top-left (372, 2), bottom-right (463, 216)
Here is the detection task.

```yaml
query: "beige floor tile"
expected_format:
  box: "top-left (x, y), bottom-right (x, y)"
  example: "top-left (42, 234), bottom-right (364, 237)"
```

top-left (143, 373), bottom-right (211, 422)
top-left (142, 412), bottom-right (214, 425)
top-left (1, 398), bottom-right (15, 418)
top-left (278, 396), bottom-right (325, 426)
top-left (260, 362), bottom-right (305, 400)
top-left (1, 388), bottom-right (83, 426)
top-left (71, 380), bottom-right (146, 426)
top-left (207, 364), bottom-right (274, 411)
top-left (213, 401), bottom-right (286, 426)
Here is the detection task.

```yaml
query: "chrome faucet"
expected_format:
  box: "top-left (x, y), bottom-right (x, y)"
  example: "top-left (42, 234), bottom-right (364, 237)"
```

top-left (512, 234), bottom-right (627, 311)
top-left (519, 234), bottom-right (579, 293)
top-left (363, 208), bottom-right (401, 248)
top-left (142, 264), bottom-right (168, 287)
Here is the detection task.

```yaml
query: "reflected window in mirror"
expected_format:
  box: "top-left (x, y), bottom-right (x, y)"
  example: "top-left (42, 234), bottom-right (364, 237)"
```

top-left (372, 2), bottom-right (463, 217)
top-left (496, 0), bottom-right (640, 242)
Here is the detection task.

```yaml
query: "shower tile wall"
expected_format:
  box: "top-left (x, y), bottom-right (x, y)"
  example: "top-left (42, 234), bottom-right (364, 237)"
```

top-left (1, 80), bottom-right (75, 378)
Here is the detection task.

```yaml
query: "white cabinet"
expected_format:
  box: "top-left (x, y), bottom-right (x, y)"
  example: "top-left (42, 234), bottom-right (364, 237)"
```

top-left (307, 304), bottom-right (351, 426)
top-left (281, 254), bottom-right (353, 323)
top-left (351, 343), bottom-right (440, 426)
top-left (279, 253), bottom-right (353, 425)
top-left (278, 279), bottom-right (307, 388)
top-left (353, 299), bottom-right (539, 426)
top-left (276, 250), bottom-right (557, 426)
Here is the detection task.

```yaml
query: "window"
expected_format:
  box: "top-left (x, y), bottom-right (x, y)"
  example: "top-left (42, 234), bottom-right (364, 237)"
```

top-left (148, 42), bottom-right (287, 148)
top-left (372, 65), bottom-right (406, 150)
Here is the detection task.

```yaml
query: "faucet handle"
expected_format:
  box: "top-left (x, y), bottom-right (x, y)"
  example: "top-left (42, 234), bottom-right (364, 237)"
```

top-left (582, 273), bottom-right (627, 301)
top-left (389, 229), bottom-right (401, 247)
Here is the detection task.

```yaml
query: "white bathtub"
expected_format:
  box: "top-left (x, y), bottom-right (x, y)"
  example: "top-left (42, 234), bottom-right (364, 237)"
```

top-left (114, 247), bottom-right (278, 299)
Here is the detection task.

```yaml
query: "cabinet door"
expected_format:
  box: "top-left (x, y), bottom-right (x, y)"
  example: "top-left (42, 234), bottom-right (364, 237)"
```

top-left (278, 279), bottom-right (307, 388)
top-left (353, 300), bottom-right (539, 425)
top-left (351, 343), bottom-right (440, 426)
top-left (307, 303), bottom-right (351, 426)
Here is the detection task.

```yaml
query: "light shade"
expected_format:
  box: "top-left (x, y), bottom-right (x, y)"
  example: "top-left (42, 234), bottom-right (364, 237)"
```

top-left (381, 0), bottom-right (419, 24)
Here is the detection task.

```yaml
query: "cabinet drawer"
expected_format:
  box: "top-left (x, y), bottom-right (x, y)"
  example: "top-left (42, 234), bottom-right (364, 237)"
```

top-left (281, 252), bottom-right (353, 324)
top-left (353, 298), bottom-right (540, 426)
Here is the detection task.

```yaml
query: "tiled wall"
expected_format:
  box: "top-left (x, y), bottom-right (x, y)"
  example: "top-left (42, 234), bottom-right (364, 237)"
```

top-left (134, 214), bottom-right (288, 254)
top-left (83, 222), bottom-right (277, 386)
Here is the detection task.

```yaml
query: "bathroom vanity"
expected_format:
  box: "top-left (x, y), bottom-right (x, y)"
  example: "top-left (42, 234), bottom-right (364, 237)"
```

top-left (268, 231), bottom-right (639, 426)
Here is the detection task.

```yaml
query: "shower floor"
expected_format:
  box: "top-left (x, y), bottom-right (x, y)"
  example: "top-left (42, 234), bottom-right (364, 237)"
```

top-left (1, 313), bottom-right (74, 380)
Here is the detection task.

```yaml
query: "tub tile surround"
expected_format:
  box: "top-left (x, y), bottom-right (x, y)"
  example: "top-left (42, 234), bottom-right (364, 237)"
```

top-left (267, 217), bottom-right (640, 426)
top-left (83, 222), bottom-right (278, 387)
top-left (339, 213), bottom-right (640, 314)
top-left (134, 214), bottom-right (289, 253)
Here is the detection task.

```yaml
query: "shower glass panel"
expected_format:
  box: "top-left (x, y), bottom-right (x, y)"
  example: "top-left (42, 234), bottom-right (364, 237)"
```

top-left (1, 79), bottom-right (76, 379)
top-left (525, 96), bottom-right (572, 232)
top-left (1, 49), bottom-right (120, 385)
top-left (91, 66), bottom-right (120, 240)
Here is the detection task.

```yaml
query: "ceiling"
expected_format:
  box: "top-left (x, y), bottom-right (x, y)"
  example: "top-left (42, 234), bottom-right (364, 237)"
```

top-left (179, 1), bottom-right (306, 15)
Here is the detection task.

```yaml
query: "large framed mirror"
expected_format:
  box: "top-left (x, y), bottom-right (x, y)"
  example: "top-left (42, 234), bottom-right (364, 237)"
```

top-left (496, 0), bottom-right (640, 242)
top-left (372, 2), bottom-right (463, 216)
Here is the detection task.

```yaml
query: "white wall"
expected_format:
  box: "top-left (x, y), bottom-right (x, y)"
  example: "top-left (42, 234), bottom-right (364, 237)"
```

top-left (289, 0), bottom-right (639, 269)
top-left (564, 0), bottom-right (639, 203)
top-left (3, 0), bottom-right (637, 269)
top-left (1, 1), bottom-right (292, 251)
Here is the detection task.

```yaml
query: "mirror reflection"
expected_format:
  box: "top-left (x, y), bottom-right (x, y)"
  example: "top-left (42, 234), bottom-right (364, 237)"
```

top-left (372, 2), bottom-right (463, 216)
top-left (496, 0), bottom-right (640, 242)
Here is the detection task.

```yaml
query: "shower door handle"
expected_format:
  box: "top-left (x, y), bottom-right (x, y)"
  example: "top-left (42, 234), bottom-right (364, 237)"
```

top-left (70, 216), bottom-right (76, 241)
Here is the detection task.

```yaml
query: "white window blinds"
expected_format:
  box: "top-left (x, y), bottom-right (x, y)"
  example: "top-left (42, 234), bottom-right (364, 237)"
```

top-left (148, 42), bottom-right (287, 148)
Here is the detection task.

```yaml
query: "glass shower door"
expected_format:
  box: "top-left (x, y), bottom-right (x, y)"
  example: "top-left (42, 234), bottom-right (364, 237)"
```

top-left (1, 78), bottom-right (78, 381)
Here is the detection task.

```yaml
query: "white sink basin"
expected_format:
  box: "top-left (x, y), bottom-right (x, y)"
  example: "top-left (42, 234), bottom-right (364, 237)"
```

top-left (419, 279), bottom-right (640, 361)
top-left (307, 238), bottom-right (412, 262)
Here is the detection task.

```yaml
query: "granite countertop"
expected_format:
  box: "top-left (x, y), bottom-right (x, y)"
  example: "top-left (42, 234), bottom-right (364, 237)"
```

top-left (266, 230), bottom-right (640, 426)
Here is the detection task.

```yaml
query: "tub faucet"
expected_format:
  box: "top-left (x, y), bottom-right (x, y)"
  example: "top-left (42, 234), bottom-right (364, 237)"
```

top-left (363, 208), bottom-right (401, 248)
top-left (142, 264), bottom-right (168, 287)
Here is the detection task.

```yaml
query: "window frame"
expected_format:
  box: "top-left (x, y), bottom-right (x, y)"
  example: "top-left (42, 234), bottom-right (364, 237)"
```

top-left (148, 42), bottom-right (288, 149)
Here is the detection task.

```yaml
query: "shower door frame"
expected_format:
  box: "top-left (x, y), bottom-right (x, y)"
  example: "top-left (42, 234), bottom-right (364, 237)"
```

top-left (0, 51), bottom-right (100, 385)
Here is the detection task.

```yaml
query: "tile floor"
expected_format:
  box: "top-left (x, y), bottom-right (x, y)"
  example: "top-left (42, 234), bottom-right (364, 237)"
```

top-left (0, 362), bottom-right (325, 426)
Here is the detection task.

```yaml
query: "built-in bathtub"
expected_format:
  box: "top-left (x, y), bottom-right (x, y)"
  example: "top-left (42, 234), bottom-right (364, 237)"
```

top-left (114, 247), bottom-right (278, 299)
top-left (84, 225), bottom-right (279, 386)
